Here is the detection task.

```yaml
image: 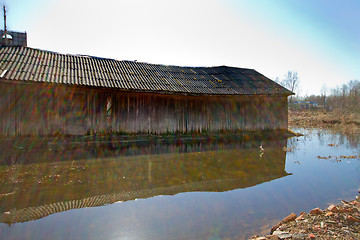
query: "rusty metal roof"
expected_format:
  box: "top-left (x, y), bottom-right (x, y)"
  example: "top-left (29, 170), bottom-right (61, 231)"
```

top-left (0, 46), bottom-right (292, 96)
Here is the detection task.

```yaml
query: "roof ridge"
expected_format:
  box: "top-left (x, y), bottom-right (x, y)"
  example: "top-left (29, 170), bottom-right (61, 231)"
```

top-left (0, 45), bottom-right (251, 71)
top-left (0, 45), bottom-right (293, 96)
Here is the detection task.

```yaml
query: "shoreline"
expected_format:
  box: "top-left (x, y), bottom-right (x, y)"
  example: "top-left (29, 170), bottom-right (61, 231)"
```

top-left (250, 109), bottom-right (360, 240)
top-left (250, 196), bottom-right (360, 240)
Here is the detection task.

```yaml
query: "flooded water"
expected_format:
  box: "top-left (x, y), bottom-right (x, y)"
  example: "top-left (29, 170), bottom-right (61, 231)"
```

top-left (0, 129), bottom-right (359, 240)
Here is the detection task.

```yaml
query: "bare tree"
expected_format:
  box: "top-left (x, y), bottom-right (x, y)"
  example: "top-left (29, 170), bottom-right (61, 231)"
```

top-left (274, 77), bottom-right (281, 84)
top-left (282, 71), bottom-right (299, 94)
top-left (278, 71), bottom-right (299, 102)
top-left (320, 84), bottom-right (328, 108)
top-left (324, 79), bottom-right (360, 113)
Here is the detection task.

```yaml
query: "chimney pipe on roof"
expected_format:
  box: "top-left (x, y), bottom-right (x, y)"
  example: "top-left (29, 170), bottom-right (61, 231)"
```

top-left (0, 5), bottom-right (27, 47)
top-left (3, 5), bottom-right (7, 45)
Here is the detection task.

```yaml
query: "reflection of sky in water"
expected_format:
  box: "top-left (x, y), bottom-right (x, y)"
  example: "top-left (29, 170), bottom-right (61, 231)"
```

top-left (0, 129), bottom-right (360, 240)
top-left (284, 129), bottom-right (360, 210)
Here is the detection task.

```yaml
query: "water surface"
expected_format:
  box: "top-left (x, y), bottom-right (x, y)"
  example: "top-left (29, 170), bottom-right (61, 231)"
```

top-left (0, 129), bottom-right (359, 240)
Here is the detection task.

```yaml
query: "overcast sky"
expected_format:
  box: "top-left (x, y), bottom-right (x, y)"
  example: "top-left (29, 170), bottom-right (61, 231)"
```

top-left (3, 0), bottom-right (360, 96)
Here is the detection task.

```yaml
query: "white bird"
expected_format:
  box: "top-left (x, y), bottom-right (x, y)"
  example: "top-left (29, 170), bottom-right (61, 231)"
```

top-left (259, 145), bottom-right (264, 152)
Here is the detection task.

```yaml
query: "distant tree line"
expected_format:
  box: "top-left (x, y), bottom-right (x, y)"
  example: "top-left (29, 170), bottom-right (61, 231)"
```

top-left (275, 70), bottom-right (359, 113)
top-left (297, 80), bottom-right (360, 113)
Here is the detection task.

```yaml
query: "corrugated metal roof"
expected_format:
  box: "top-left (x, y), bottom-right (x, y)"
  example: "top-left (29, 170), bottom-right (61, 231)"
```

top-left (0, 46), bottom-right (293, 96)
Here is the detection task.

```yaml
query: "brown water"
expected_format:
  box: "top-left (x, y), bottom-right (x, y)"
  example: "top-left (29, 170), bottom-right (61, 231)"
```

top-left (0, 129), bottom-right (359, 239)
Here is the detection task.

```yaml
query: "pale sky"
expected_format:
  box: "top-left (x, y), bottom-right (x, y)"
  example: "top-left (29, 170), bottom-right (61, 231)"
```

top-left (2, 0), bottom-right (360, 96)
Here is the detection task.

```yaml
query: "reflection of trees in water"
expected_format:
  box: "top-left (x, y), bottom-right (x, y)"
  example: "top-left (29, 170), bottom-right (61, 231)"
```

top-left (285, 134), bottom-right (308, 154)
top-left (316, 130), bottom-right (360, 150)
top-left (345, 134), bottom-right (360, 149)
top-left (287, 129), bottom-right (359, 155)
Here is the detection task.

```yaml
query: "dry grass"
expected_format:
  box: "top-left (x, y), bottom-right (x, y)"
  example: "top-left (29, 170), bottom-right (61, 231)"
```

top-left (289, 109), bottom-right (360, 134)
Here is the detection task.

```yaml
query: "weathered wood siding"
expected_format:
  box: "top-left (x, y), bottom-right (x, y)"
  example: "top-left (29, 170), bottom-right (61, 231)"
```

top-left (0, 82), bottom-right (288, 136)
top-left (109, 92), bottom-right (288, 133)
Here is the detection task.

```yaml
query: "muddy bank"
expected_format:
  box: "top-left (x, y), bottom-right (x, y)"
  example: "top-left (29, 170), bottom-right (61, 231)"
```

top-left (289, 109), bottom-right (360, 134)
top-left (249, 195), bottom-right (360, 240)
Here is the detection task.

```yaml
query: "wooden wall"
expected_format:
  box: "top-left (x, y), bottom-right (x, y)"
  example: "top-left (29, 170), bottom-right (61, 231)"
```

top-left (0, 82), bottom-right (288, 136)
top-left (109, 92), bottom-right (288, 133)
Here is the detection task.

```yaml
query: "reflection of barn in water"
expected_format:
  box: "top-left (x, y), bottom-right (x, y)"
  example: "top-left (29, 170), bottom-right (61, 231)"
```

top-left (0, 139), bottom-right (289, 224)
top-left (0, 46), bottom-right (292, 136)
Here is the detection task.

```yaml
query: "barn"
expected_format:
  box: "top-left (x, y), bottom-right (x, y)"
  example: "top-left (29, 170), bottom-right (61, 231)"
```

top-left (0, 46), bottom-right (293, 136)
